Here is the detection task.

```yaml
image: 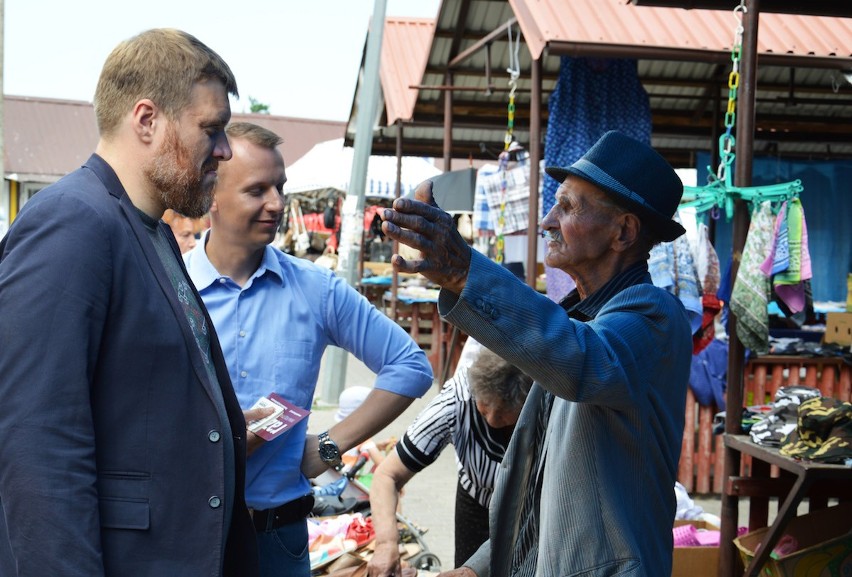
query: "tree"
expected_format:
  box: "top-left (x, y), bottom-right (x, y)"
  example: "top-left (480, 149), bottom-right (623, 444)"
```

top-left (249, 97), bottom-right (270, 115)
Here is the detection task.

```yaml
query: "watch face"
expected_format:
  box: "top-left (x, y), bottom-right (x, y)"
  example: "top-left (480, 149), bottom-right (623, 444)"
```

top-left (319, 437), bottom-right (341, 464)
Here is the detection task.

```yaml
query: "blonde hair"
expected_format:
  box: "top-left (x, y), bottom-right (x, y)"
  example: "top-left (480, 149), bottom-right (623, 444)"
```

top-left (226, 122), bottom-right (284, 150)
top-left (94, 28), bottom-right (238, 137)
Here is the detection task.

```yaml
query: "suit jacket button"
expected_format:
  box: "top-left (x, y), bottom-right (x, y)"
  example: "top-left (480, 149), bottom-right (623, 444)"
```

top-left (208, 496), bottom-right (222, 508)
top-left (208, 430), bottom-right (221, 443)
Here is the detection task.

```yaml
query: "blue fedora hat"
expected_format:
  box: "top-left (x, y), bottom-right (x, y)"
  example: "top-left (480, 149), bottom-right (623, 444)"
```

top-left (545, 131), bottom-right (686, 242)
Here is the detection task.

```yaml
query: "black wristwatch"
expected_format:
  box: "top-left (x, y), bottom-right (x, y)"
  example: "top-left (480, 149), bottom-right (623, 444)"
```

top-left (317, 431), bottom-right (343, 470)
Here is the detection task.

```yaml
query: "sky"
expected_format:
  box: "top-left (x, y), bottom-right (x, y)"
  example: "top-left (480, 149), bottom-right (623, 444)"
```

top-left (3, 0), bottom-right (440, 122)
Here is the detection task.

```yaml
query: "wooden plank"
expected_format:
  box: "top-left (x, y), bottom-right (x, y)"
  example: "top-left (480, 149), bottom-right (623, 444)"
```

top-left (679, 389), bottom-right (696, 492)
top-left (697, 404), bottom-right (713, 493)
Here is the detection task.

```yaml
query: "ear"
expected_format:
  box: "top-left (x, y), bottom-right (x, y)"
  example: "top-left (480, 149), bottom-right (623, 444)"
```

top-left (611, 212), bottom-right (641, 253)
top-left (132, 99), bottom-right (159, 144)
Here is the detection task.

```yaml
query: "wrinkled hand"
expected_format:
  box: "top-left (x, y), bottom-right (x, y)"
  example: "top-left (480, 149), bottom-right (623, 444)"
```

top-left (243, 406), bottom-right (274, 456)
top-left (381, 180), bottom-right (471, 295)
top-left (367, 541), bottom-right (402, 577)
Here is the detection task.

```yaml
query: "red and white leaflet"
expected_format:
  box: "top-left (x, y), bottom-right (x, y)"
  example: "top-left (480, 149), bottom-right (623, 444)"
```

top-left (247, 393), bottom-right (310, 442)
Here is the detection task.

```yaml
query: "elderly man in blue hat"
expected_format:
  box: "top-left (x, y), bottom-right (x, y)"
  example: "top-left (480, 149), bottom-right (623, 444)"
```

top-left (376, 131), bottom-right (692, 577)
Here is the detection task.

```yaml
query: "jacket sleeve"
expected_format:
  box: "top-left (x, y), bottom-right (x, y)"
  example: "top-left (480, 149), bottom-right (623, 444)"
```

top-left (440, 250), bottom-right (690, 409)
top-left (0, 192), bottom-right (111, 576)
top-left (463, 538), bottom-right (491, 577)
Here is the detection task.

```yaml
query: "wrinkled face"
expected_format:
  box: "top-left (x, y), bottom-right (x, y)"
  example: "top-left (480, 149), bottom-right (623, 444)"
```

top-left (168, 216), bottom-right (198, 254)
top-left (210, 137), bottom-right (286, 253)
top-left (475, 396), bottom-right (522, 429)
top-left (539, 175), bottom-right (621, 277)
top-left (145, 79), bottom-right (232, 218)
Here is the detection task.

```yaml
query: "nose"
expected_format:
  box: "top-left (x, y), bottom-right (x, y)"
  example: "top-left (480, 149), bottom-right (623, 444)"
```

top-left (214, 132), bottom-right (232, 161)
top-left (540, 204), bottom-right (559, 231)
top-left (266, 189), bottom-right (285, 213)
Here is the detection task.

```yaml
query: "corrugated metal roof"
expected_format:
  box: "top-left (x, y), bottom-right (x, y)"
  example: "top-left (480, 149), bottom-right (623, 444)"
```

top-left (3, 96), bottom-right (345, 183)
top-left (346, 0), bottom-right (852, 166)
top-left (380, 18), bottom-right (435, 124)
top-left (514, 0), bottom-right (852, 61)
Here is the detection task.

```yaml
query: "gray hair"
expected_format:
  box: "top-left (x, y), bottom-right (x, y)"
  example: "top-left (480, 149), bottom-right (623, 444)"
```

top-left (467, 348), bottom-right (532, 409)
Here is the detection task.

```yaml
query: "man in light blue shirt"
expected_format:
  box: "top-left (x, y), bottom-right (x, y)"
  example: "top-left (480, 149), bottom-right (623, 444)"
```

top-left (184, 122), bottom-right (433, 577)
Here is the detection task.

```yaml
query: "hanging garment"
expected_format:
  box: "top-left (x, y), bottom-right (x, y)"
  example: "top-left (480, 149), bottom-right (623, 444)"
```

top-left (649, 230), bottom-right (702, 334)
top-left (693, 222), bottom-right (723, 354)
top-left (773, 198), bottom-right (812, 314)
top-left (729, 201), bottom-right (775, 354)
top-left (689, 338), bottom-right (728, 409)
top-left (475, 154), bottom-right (541, 236)
top-left (542, 57), bottom-right (651, 302)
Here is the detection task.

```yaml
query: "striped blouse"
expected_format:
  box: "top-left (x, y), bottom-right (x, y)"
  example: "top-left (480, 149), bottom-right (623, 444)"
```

top-left (396, 368), bottom-right (513, 508)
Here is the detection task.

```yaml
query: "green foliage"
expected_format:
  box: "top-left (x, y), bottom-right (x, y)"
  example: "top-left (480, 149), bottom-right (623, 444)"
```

top-left (248, 96), bottom-right (270, 115)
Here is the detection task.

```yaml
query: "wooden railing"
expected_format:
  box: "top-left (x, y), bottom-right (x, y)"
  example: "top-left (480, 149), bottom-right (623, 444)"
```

top-left (678, 355), bottom-right (852, 494)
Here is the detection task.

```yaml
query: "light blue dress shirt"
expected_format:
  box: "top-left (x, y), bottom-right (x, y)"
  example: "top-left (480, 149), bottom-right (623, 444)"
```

top-left (185, 234), bottom-right (433, 509)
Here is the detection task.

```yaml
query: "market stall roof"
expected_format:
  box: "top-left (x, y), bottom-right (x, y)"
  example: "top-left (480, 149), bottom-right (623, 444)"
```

top-left (282, 138), bottom-right (441, 207)
top-left (345, 0), bottom-right (852, 167)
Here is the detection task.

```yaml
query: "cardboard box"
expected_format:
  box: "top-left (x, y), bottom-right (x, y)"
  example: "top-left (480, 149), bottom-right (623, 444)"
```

top-left (672, 520), bottom-right (720, 577)
top-left (824, 312), bottom-right (852, 347)
top-left (733, 502), bottom-right (852, 577)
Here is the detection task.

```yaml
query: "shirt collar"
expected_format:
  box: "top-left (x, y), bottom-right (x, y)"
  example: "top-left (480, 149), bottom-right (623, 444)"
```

top-left (184, 230), bottom-right (285, 290)
top-left (560, 261), bottom-right (651, 321)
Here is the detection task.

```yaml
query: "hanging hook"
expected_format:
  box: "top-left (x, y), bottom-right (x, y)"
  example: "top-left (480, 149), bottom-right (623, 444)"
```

top-left (505, 21), bottom-right (521, 85)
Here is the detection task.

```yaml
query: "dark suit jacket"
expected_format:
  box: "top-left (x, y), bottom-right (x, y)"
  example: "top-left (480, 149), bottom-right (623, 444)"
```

top-left (0, 154), bottom-right (259, 576)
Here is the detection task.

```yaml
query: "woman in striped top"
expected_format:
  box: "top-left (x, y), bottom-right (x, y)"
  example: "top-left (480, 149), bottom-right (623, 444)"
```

top-left (367, 346), bottom-right (532, 575)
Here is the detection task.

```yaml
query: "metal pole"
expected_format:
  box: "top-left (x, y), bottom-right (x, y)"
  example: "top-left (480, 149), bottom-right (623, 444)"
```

top-left (525, 55), bottom-right (542, 289)
top-left (443, 71), bottom-right (453, 171)
top-left (320, 0), bottom-right (387, 404)
top-left (719, 1), bottom-right (759, 575)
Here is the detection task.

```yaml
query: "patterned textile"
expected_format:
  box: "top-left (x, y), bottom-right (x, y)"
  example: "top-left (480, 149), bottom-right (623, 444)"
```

top-left (780, 397), bottom-right (852, 463)
top-left (757, 198), bottom-right (813, 314)
top-left (696, 222), bottom-right (721, 295)
top-left (774, 198), bottom-right (812, 313)
top-left (693, 222), bottom-right (723, 353)
top-left (475, 153), bottom-right (543, 235)
top-left (749, 386), bottom-right (821, 447)
top-left (730, 201), bottom-right (774, 353)
top-left (649, 219), bottom-right (702, 334)
top-left (473, 164), bottom-right (499, 233)
top-left (766, 201), bottom-right (790, 275)
top-left (542, 57), bottom-right (651, 303)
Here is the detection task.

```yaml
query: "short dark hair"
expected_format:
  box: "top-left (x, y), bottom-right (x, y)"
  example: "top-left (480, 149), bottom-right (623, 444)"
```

top-left (467, 347), bottom-right (532, 409)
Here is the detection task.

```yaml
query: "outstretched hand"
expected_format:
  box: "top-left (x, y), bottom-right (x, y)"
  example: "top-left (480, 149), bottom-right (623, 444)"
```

top-left (380, 180), bottom-right (471, 295)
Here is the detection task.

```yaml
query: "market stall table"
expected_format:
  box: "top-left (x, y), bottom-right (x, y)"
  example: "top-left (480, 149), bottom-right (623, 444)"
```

top-left (721, 434), bottom-right (852, 576)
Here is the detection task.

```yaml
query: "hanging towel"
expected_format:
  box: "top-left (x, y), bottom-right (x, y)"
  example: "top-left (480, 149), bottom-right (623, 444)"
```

top-left (773, 198), bottom-right (812, 314)
top-left (771, 202), bottom-right (790, 274)
top-left (759, 201), bottom-right (788, 277)
top-left (759, 201), bottom-right (790, 276)
top-left (730, 201), bottom-right (775, 353)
